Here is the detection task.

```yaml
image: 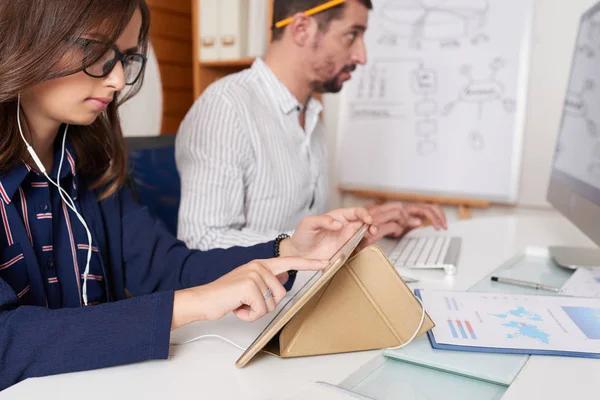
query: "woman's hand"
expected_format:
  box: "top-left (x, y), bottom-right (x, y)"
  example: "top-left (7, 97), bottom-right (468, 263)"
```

top-left (171, 257), bottom-right (327, 329)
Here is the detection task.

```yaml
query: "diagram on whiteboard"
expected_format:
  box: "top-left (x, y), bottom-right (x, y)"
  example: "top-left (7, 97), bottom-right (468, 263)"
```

top-left (336, 0), bottom-right (531, 203)
top-left (351, 58), bottom-right (444, 155)
top-left (442, 58), bottom-right (516, 150)
top-left (412, 63), bottom-right (440, 155)
top-left (350, 59), bottom-right (406, 120)
top-left (377, 0), bottom-right (490, 48)
top-left (350, 60), bottom-right (407, 119)
top-left (349, 56), bottom-right (519, 154)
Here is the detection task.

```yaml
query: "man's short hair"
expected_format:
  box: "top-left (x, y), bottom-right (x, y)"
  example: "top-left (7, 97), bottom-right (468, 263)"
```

top-left (271, 0), bottom-right (373, 41)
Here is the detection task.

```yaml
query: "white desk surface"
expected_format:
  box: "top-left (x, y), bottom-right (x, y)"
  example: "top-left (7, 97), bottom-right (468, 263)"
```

top-left (4, 213), bottom-right (599, 399)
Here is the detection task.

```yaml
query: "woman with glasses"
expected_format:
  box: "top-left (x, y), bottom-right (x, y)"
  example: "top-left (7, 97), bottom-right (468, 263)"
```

top-left (0, 0), bottom-right (376, 390)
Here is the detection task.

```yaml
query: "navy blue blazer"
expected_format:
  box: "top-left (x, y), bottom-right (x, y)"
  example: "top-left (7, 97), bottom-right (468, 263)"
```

top-left (0, 180), bottom-right (288, 390)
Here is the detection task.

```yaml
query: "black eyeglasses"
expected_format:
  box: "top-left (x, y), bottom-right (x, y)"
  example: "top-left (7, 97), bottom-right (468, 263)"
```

top-left (73, 38), bottom-right (147, 85)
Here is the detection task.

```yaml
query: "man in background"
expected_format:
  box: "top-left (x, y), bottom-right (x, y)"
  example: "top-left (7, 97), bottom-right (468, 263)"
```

top-left (176, 0), bottom-right (447, 251)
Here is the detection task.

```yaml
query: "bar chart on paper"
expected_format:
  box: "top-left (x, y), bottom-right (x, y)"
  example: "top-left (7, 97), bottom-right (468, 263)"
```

top-left (447, 320), bottom-right (477, 339)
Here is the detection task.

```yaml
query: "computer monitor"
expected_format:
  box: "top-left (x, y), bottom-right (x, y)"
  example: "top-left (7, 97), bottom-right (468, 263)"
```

top-left (547, 2), bottom-right (600, 268)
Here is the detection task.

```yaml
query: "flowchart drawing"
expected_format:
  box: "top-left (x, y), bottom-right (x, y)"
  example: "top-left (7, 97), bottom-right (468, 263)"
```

top-left (378, 0), bottom-right (490, 48)
top-left (411, 63), bottom-right (440, 155)
top-left (351, 61), bottom-right (405, 119)
top-left (442, 57), bottom-right (516, 150)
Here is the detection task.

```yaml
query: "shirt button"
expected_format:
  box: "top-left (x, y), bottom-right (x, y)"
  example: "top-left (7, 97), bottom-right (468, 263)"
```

top-left (40, 204), bottom-right (49, 212)
top-left (47, 259), bottom-right (54, 269)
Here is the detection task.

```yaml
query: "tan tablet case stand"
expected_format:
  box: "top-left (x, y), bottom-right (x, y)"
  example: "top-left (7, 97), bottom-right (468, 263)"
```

top-left (261, 245), bottom-right (435, 358)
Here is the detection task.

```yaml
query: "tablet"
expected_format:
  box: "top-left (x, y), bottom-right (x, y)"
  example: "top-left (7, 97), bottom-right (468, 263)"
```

top-left (235, 223), bottom-right (369, 367)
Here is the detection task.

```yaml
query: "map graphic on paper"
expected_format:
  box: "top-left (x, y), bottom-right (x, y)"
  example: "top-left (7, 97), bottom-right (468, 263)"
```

top-left (490, 306), bottom-right (550, 344)
top-left (491, 306), bottom-right (542, 321)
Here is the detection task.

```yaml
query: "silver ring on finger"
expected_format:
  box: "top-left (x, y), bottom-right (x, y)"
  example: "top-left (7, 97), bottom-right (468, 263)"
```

top-left (263, 289), bottom-right (273, 300)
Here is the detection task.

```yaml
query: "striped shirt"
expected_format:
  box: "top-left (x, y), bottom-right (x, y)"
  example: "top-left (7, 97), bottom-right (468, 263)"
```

top-left (0, 141), bottom-right (105, 309)
top-left (176, 58), bottom-right (329, 250)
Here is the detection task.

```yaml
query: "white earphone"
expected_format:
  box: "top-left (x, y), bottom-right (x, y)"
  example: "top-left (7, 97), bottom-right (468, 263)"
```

top-left (17, 93), bottom-right (94, 306)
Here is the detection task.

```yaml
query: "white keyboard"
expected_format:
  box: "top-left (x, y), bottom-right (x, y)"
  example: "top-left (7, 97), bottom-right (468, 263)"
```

top-left (388, 236), bottom-right (462, 275)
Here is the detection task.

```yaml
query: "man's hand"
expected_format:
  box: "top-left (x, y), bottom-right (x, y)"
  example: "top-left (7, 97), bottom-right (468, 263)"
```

top-left (364, 201), bottom-right (447, 244)
top-left (279, 207), bottom-right (378, 261)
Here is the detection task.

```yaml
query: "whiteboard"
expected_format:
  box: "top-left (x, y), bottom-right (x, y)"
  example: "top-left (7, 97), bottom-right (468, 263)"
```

top-left (337, 0), bottom-right (534, 203)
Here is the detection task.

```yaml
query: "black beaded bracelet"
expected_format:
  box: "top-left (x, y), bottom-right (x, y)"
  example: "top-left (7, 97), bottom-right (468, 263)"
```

top-left (273, 233), bottom-right (290, 257)
top-left (274, 234), bottom-right (297, 279)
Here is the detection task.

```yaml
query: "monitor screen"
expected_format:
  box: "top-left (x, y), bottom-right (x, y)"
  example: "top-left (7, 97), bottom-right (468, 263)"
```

top-left (549, 2), bottom-right (600, 249)
top-left (551, 4), bottom-right (600, 204)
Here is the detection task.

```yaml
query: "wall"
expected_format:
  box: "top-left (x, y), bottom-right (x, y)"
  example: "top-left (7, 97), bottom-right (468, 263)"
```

top-left (324, 0), bottom-right (599, 210)
top-left (120, 46), bottom-right (162, 138)
top-left (146, 0), bottom-right (194, 134)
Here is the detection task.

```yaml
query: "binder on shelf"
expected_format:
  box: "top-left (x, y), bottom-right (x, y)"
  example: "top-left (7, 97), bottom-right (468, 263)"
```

top-left (219, 0), bottom-right (248, 60)
top-left (198, 0), bottom-right (220, 61)
top-left (247, 0), bottom-right (269, 58)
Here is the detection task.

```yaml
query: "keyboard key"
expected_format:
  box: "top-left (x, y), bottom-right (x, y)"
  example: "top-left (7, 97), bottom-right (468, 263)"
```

top-left (388, 238), bottom-right (409, 263)
top-left (425, 237), bottom-right (445, 265)
top-left (391, 235), bottom-right (460, 274)
top-left (406, 238), bottom-right (427, 266)
top-left (416, 237), bottom-right (435, 265)
top-left (397, 238), bottom-right (418, 265)
top-left (436, 237), bottom-right (451, 264)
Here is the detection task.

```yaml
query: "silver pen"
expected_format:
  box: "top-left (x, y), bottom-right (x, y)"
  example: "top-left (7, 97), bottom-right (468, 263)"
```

top-left (491, 276), bottom-right (561, 293)
top-left (401, 274), bottom-right (419, 284)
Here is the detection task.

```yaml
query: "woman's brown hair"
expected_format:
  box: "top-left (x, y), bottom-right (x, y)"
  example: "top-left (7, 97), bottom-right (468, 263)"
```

top-left (0, 0), bottom-right (150, 199)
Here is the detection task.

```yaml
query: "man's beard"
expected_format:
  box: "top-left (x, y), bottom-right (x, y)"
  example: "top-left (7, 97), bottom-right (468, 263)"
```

top-left (314, 64), bottom-right (357, 93)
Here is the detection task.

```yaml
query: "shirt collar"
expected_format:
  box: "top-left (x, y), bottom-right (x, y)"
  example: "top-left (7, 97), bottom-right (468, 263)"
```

top-left (0, 139), bottom-right (78, 205)
top-left (0, 162), bottom-right (29, 205)
top-left (252, 58), bottom-right (323, 116)
top-left (51, 140), bottom-right (77, 181)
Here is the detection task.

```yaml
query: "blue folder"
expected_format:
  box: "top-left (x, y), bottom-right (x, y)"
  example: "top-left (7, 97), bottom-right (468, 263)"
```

top-left (414, 288), bottom-right (600, 359)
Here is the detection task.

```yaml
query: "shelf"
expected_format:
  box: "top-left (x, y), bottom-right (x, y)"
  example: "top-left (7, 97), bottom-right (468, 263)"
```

top-left (199, 58), bottom-right (256, 68)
